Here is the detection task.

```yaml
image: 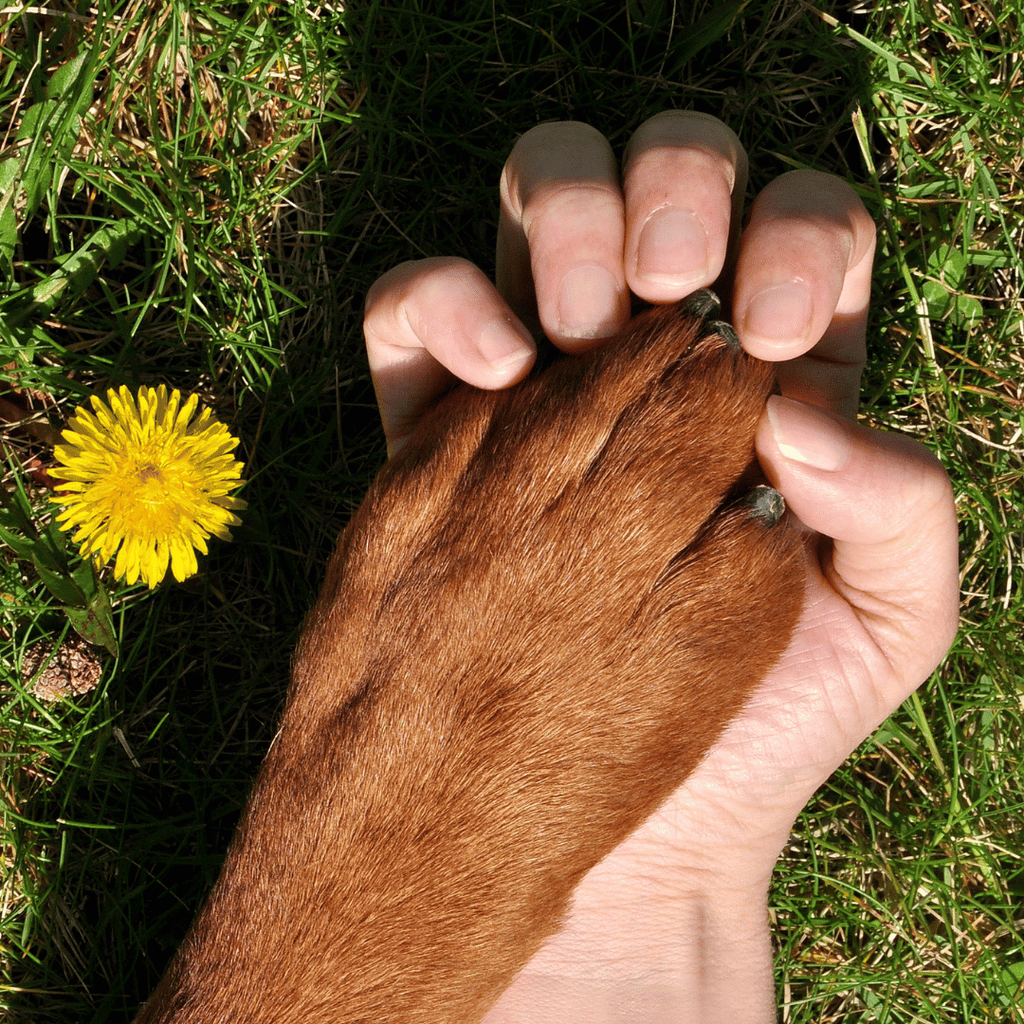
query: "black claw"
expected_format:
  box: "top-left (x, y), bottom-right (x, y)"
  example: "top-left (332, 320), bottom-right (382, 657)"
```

top-left (743, 485), bottom-right (786, 526)
top-left (682, 289), bottom-right (721, 320)
top-left (701, 319), bottom-right (740, 351)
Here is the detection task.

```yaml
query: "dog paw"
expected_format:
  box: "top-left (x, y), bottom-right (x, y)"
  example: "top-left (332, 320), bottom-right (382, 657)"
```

top-left (300, 295), bottom-right (804, 834)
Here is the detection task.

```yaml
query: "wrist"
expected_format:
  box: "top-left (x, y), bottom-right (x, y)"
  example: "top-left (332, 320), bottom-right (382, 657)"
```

top-left (483, 875), bottom-right (776, 1024)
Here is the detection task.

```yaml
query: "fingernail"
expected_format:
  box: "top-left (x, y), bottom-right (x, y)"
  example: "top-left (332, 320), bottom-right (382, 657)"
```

top-left (741, 280), bottom-right (813, 348)
top-left (765, 395), bottom-right (850, 471)
top-left (476, 318), bottom-right (535, 378)
top-left (556, 263), bottom-right (621, 339)
top-left (636, 207), bottom-right (709, 287)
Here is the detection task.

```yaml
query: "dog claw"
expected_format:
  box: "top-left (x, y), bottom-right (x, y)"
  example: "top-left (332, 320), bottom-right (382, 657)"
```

top-left (682, 288), bottom-right (721, 320)
top-left (702, 319), bottom-right (740, 351)
top-left (743, 484), bottom-right (786, 526)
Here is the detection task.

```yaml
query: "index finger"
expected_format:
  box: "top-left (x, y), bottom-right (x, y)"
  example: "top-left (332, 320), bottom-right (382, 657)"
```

top-left (498, 121), bottom-right (629, 348)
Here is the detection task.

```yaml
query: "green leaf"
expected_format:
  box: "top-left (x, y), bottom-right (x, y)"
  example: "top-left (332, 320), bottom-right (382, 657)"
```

top-left (0, 519), bottom-right (37, 560)
top-left (953, 293), bottom-right (983, 326)
top-left (63, 576), bottom-right (117, 658)
top-left (8, 102), bottom-right (54, 216)
top-left (1, 469), bottom-right (117, 654)
top-left (999, 961), bottom-right (1024, 1003)
top-left (6, 217), bottom-right (145, 325)
top-left (927, 243), bottom-right (967, 286)
top-left (45, 50), bottom-right (91, 105)
top-left (0, 480), bottom-right (41, 542)
top-left (0, 204), bottom-right (15, 268)
top-left (0, 49), bottom-right (98, 270)
top-left (921, 243), bottom-right (962, 319)
top-left (921, 244), bottom-right (985, 326)
top-left (31, 552), bottom-right (86, 607)
top-left (921, 278), bottom-right (951, 319)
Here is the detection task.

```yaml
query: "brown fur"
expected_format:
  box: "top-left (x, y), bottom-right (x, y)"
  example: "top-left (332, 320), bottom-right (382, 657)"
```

top-left (133, 300), bottom-right (805, 1024)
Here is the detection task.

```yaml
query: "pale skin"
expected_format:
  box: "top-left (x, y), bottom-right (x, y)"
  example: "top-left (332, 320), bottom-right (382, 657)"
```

top-left (363, 112), bottom-right (961, 1023)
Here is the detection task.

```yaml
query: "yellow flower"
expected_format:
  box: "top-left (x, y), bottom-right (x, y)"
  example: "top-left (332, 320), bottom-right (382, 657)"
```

top-left (51, 385), bottom-right (247, 589)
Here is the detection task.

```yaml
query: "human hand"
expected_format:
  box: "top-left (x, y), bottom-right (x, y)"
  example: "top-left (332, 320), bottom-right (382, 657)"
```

top-left (363, 113), bottom-right (960, 1023)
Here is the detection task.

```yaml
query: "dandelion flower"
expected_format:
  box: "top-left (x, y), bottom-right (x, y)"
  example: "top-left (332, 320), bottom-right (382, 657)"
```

top-left (52, 384), bottom-right (247, 588)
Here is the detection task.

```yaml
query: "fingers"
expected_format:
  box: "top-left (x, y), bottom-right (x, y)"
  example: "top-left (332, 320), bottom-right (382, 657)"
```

top-left (372, 116), bottom-right (878, 452)
top-left (757, 395), bottom-right (960, 691)
top-left (498, 118), bottom-right (874, 421)
top-left (734, 170), bottom-right (877, 418)
top-left (498, 122), bottom-right (629, 348)
top-left (364, 258), bottom-right (535, 454)
top-left (498, 113), bottom-right (747, 348)
top-left (622, 110), bottom-right (747, 301)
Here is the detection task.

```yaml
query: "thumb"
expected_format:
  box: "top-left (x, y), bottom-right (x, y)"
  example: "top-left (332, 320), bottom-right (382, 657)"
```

top-left (756, 394), bottom-right (960, 689)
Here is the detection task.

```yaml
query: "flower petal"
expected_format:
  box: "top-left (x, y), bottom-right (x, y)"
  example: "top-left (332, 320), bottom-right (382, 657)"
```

top-left (51, 385), bottom-right (246, 588)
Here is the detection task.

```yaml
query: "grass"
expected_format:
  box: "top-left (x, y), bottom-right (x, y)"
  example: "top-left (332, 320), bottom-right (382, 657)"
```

top-left (0, 0), bottom-right (1021, 1020)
